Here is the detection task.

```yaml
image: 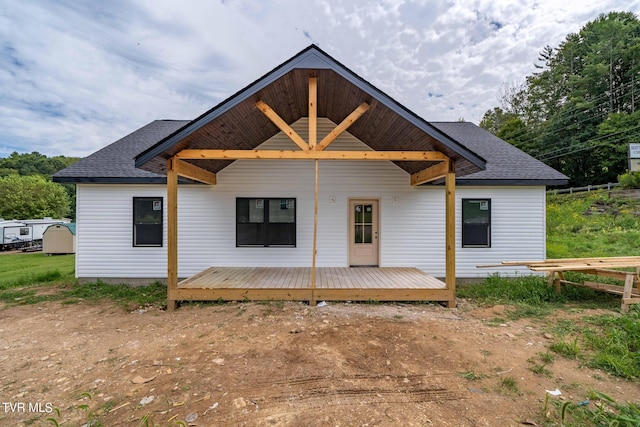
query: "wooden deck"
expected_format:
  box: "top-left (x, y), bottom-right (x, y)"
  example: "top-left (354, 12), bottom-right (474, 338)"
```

top-left (170, 267), bottom-right (453, 304)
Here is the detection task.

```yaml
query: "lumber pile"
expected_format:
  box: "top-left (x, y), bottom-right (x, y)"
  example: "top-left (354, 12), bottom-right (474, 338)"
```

top-left (477, 256), bottom-right (640, 312)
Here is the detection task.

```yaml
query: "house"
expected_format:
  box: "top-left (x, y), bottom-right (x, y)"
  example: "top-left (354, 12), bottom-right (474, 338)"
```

top-left (43, 223), bottom-right (76, 255)
top-left (54, 45), bottom-right (568, 309)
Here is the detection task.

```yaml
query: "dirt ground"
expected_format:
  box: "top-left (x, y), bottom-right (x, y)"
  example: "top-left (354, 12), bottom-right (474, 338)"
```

top-left (0, 300), bottom-right (637, 427)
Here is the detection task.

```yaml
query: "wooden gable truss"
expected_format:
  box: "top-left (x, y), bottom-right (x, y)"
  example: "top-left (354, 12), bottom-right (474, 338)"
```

top-left (165, 76), bottom-right (457, 311)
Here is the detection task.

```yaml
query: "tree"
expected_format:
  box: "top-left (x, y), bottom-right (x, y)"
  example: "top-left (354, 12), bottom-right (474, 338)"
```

top-left (480, 11), bottom-right (640, 186)
top-left (479, 107), bottom-right (514, 134)
top-left (0, 152), bottom-right (79, 177)
top-left (0, 175), bottom-right (70, 219)
top-left (594, 110), bottom-right (640, 181)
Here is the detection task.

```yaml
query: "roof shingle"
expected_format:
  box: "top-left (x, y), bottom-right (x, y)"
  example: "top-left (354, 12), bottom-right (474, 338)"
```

top-left (54, 119), bottom-right (568, 186)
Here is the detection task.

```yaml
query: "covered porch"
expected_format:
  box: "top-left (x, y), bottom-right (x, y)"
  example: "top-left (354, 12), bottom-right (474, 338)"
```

top-left (173, 266), bottom-right (450, 303)
top-left (134, 47), bottom-right (487, 310)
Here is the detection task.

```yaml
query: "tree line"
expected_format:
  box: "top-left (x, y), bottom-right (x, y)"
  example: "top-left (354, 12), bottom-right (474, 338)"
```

top-left (0, 152), bottom-right (79, 220)
top-left (480, 11), bottom-right (640, 187)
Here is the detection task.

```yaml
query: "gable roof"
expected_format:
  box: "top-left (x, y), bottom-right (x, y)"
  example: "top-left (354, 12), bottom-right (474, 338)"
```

top-left (45, 223), bottom-right (76, 235)
top-left (53, 45), bottom-right (567, 187)
top-left (54, 119), bottom-right (568, 186)
top-left (54, 120), bottom-right (189, 184)
top-left (430, 122), bottom-right (568, 185)
top-left (133, 45), bottom-right (487, 178)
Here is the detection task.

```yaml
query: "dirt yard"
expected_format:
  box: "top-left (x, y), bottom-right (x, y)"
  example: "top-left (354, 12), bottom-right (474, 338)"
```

top-left (0, 300), bottom-right (636, 426)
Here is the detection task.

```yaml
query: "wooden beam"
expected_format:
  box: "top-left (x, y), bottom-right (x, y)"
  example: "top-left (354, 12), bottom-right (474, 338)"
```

top-left (172, 158), bottom-right (217, 185)
top-left (311, 159), bottom-right (318, 305)
top-left (176, 149), bottom-right (449, 162)
top-left (308, 77), bottom-right (317, 150)
top-left (256, 100), bottom-right (308, 151)
top-left (168, 287), bottom-right (454, 303)
top-left (410, 160), bottom-right (450, 186)
top-left (167, 158), bottom-right (179, 312)
top-left (317, 102), bottom-right (370, 151)
top-left (445, 161), bottom-right (456, 308)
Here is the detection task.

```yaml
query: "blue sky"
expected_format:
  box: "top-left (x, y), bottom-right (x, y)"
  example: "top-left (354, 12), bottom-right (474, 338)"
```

top-left (1, 0), bottom-right (639, 158)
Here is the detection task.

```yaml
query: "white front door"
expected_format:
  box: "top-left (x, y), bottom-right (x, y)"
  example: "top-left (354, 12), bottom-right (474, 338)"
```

top-left (349, 199), bottom-right (379, 266)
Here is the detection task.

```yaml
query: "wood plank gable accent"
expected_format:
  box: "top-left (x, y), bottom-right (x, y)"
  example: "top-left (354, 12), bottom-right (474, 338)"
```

top-left (135, 46), bottom-right (486, 179)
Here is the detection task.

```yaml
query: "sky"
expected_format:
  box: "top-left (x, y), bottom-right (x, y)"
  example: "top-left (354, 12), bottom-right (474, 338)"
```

top-left (1, 0), bottom-right (639, 158)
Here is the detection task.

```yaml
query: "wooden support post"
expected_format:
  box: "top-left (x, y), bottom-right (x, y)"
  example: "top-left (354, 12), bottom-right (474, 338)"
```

top-left (167, 158), bottom-right (178, 312)
top-left (311, 159), bottom-right (318, 306)
top-left (308, 77), bottom-right (317, 150)
top-left (445, 161), bottom-right (456, 308)
top-left (622, 273), bottom-right (634, 313)
top-left (547, 271), bottom-right (562, 293)
top-left (553, 271), bottom-right (564, 294)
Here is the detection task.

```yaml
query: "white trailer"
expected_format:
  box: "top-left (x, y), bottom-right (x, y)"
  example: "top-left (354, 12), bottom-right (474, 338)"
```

top-left (0, 220), bottom-right (33, 250)
top-left (23, 218), bottom-right (70, 241)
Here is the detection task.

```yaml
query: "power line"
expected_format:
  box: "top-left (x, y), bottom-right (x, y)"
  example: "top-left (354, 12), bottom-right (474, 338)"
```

top-left (500, 79), bottom-right (640, 145)
top-left (491, 78), bottom-right (640, 149)
top-left (538, 123), bottom-right (640, 161)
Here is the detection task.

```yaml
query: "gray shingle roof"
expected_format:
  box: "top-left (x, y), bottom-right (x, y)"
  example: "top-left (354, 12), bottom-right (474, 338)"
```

top-left (54, 120), bottom-right (189, 183)
top-left (54, 119), bottom-right (568, 186)
top-left (431, 122), bottom-right (568, 185)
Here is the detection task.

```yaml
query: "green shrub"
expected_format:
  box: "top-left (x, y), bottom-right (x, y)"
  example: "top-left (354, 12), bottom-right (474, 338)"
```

top-left (617, 171), bottom-right (640, 189)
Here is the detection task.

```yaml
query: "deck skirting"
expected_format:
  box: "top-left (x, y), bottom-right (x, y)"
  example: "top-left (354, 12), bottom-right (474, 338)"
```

top-left (173, 267), bottom-right (453, 304)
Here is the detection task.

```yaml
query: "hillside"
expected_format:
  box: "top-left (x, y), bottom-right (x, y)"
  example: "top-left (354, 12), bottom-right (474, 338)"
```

top-left (547, 190), bottom-right (640, 259)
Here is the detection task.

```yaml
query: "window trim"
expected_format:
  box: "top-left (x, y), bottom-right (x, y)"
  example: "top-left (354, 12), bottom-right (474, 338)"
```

top-left (133, 197), bottom-right (164, 247)
top-left (236, 197), bottom-right (297, 247)
top-left (461, 198), bottom-right (491, 248)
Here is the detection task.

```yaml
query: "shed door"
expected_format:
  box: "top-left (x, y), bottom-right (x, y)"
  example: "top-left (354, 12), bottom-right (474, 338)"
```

top-left (349, 200), bottom-right (379, 266)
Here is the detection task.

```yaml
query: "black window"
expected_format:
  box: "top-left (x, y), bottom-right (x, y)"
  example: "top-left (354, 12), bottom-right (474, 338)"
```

top-left (19, 228), bottom-right (30, 236)
top-left (236, 198), bottom-right (296, 247)
top-left (133, 197), bottom-right (163, 247)
top-left (462, 199), bottom-right (491, 248)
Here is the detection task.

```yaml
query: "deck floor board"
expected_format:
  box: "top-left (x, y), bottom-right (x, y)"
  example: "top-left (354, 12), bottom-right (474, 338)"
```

top-left (179, 267), bottom-right (446, 291)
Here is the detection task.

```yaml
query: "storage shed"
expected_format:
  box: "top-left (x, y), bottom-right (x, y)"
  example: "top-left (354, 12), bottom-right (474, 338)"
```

top-left (43, 223), bottom-right (76, 255)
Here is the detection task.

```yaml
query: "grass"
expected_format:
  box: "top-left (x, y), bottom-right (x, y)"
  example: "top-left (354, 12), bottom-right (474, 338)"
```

top-left (457, 274), bottom-right (617, 320)
top-left (550, 337), bottom-right (581, 359)
top-left (0, 253), bottom-right (166, 309)
top-left (458, 371), bottom-right (485, 381)
top-left (546, 191), bottom-right (640, 259)
top-left (0, 253), bottom-right (75, 289)
top-left (546, 389), bottom-right (640, 427)
top-left (500, 376), bottom-right (520, 396)
top-left (582, 310), bottom-right (640, 379)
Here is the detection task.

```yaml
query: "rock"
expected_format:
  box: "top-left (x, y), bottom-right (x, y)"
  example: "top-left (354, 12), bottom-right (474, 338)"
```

top-left (233, 397), bottom-right (247, 408)
top-left (131, 375), bottom-right (155, 384)
top-left (139, 395), bottom-right (154, 406)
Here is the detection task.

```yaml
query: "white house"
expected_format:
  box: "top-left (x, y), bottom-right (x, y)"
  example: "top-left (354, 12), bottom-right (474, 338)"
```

top-left (54, 45), bottom-right (567, 309)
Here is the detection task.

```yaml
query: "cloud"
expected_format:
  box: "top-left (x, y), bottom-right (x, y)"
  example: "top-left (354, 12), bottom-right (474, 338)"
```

top-left (0, 0), bottom-right (638, 157)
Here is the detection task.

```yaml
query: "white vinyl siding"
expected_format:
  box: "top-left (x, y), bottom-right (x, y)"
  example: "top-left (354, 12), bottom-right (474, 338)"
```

top-left (75, 119), bottom-right (546, 280)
